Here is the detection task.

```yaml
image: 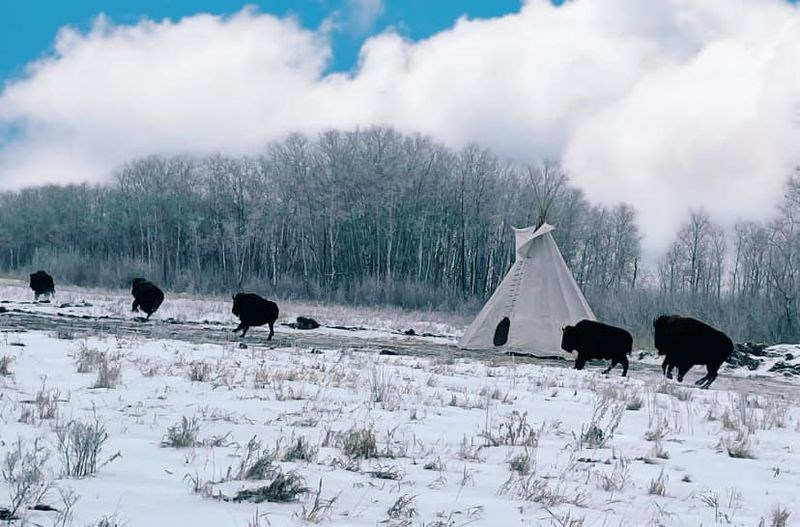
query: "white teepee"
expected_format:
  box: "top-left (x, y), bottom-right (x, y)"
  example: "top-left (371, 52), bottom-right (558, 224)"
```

top-left (459, 223), bottom-right (595, 357)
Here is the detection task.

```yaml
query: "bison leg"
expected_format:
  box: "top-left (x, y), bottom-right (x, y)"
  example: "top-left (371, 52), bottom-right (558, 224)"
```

top-left (620, 356), bottom-right (629, 377)
top-left (574, 356), bottom-right (587, 371)
top-left (700, 363), bottom-right (721, 389)
top-left (602, 360), bottom-right (618, 375)
top-left (661, 357), bottom-right (674, 379)
top-left (268, 321), bottom-right (274, 341)
top-left (240, 326), bottom-right (250, 339)
top-left (694, 374), bottom-right (709, 386)
top-left (131, 299), bottom-right (140, 312)
top-left (676, 364), bottom-right (692, 383)
top-left (701, 374), bottom-right (718, 389)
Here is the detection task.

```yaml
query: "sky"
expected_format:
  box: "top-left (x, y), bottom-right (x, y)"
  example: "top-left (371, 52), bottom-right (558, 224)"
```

top-left (0, 0), bottom-right (799, 254)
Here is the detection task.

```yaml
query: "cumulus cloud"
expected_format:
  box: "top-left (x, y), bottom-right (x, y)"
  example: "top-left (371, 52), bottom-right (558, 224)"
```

top-left (1, 0), bottom-right (799, 253)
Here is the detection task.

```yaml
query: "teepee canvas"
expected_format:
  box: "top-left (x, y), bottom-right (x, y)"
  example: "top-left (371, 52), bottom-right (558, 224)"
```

top-left (459, 223), bottom-right (595, 357)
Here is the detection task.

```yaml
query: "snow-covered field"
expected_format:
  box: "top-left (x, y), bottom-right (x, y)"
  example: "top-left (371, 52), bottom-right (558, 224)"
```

top-left (1, 280), bottom-right (800, 526)
top-left (0, 279), bottom-right (467, 338)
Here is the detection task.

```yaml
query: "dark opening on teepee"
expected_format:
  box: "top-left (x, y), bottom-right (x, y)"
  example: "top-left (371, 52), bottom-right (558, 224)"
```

top-left (493, 317), bottom-right (511, 346)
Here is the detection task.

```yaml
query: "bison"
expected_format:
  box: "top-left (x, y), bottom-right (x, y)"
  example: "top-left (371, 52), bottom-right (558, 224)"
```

top-left (653, 315), bottom-right (733, 389)
top-left (131, 278), bottom-right (165, 320)
top-left (561, 319), bottom-right (633, 376)
top-left (29, 270), bottom-right (55, 301)
top-left (231, 293), bottom-right (279, 339)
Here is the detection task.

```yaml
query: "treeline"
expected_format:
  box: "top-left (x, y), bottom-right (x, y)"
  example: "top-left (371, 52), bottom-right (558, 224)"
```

top-left (0, 127), bottom-right (797, 344)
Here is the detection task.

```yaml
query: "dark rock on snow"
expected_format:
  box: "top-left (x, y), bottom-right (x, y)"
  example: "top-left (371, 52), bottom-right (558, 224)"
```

top-left (769, 362), bottom-right (800, 376)
top-left (295, 316), bottom-right (320, 330)
top-left (726, 343), bottom-right (766, 371)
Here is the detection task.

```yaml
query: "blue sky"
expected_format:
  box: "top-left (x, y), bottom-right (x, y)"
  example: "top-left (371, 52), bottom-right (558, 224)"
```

top-left (0, 0), bottom-right (559, 83)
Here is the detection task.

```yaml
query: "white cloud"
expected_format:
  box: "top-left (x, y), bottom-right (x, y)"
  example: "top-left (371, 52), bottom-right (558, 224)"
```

top-left (347, 0), bottom-right (385, 33)
top-left (1, 0), bottom-right (799, 253)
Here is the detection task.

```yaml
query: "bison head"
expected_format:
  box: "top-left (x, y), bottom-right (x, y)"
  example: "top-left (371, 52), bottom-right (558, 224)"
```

top-left (560, 325), bottom-right (576, 353)
top-left (652, 315), bottom-right (676, 353)
top-left (231, 293), bottom-right (243, 316)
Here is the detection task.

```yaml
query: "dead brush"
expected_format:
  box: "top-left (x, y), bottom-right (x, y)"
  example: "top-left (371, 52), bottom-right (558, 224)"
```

top-left (651, 438), bottom-right (670, 460)
top-left (161, 416), bottom-right (201, 448)
top-left (34, 380), bottom-right (61, 420)
top-left (184, 471), bottom-right (217, 498)
top-left (596, 456), bottom-right (630, 492)
top-left (87, 514), bottom-right (127, 527)
top-left (478, 385), bottom-right (506, 401)
top-left (247, 508), bottom-right (269, 527)
top-left (137, 359), bottom-right (160, 378)
top-left (768, 504), bottom-right (791, 527)
top-left (596, 383), bottom-right (626, 403)
top-left (1, 437), bottom-right (52, 520)
top-left (720, 429), bottom-right (756, 459)
top-left (252, 363), bottom-right (271, 389)
top-left (760, 398), bottom-right (790, 430)
top-left (297, 480), bottom-right (339, 524)
top-left (580, 396), bottom-right (625, 449)
top-left (644, 418), bottom-right (670, 442)
top-left (648, 468), bottom-right (668, 496)
top-left (366, 463), bottom-right (403, 480)
top-left (282, 436), bottom-right (318, 463)
top-left (625, 393), bottom-right (643, 411)
top-left (654, 380), bottom-right (692, 401)
top-left (75, 343), bottom-right (105, 374)
top-left (203, 432), bottom-right (234, 448)
top-left (234, 436), bottom-right (277, 480)
top-left (482, 410), bottom-right (539, 447)
top-left (387, 494), bottom-right (417, 522)
top-left (367, 366), bottom-right (400, 410)
top-left (499, 474), bottom-right (586, 507)
top-left (52, 486), bottom-right (79, 527)
top-left (54, 418), bottom-right (111, 478)
top-left (337, 426), bottom-right (379, 460)
top-left (93, 354), bottom-right (121, 389)
top-left (423, 457), bottom-right (446, 472)
top-left (232, 470), bottom-right (309, 503)
top-left (273, 383), bottom-right (307, 401)
top-left (0, 354), bottom-right (12, 377)
top-left (380, 424), bottom-right (410, 458)
top-left (721, 395), bottom-right (757, 434)
top-left (456, 435), bottom-right (485, 462)
top-left (545, 508), bottom-right (586, 527)
top-left (508, 448), bottom-right (534, 476)
top-left (187, 361), bottom-right (213, 383)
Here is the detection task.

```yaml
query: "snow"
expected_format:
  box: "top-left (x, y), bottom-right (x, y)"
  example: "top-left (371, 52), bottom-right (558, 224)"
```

top-left (1, 280), bottom-right (800, 526)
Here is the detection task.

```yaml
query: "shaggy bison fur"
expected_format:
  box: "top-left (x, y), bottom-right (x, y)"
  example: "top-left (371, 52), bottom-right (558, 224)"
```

top-left (131, 278), bottom-right (165, 320)
top-left (29, 270), bottom-right (55, 301)
top-left (561, 319), bottom-right (633, 376)
top-left (653, 314), bottom-right (733, 389)
top-left (231, 293), bottom-right (279, 339)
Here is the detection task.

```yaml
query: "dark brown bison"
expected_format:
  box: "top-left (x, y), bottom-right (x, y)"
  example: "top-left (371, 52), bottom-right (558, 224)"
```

top-left (29, 270), bottom-right (55, 301)
top-left (232, 293), bottom-right (279, 339)
top-left (131, 278), bottom-right (164, 320)
top-left (561, 319), bottom-right (633, 376)
top-left (653, 315), bottom-right (733, 389)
